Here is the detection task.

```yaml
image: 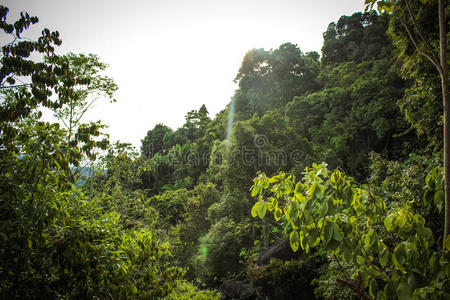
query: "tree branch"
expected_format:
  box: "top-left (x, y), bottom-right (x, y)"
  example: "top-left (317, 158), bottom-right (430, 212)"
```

top-left (400, 19), bottom-right (443, 78)
top-left (404, 0), bottom-right (441, 70)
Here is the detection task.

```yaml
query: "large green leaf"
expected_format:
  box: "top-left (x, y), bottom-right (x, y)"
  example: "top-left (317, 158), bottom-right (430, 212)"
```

top-left (396, 279), bottom-right (412, 300)
top-left (392, 243), bottom-right (407, 271)
top-left (274, 208), bottom-right (282, 221)
top-left (290, 231), bottom-right (300, 252)
top-left (379, 246), bottom-right (389, 268)
top-left (324, 221), bottom-right (334, 243)
top-left (251, 203), bottom-right (258, 218)
top-left (319, 198), bottom-right (329, 216)
top-left (369, 278), bottom-right (379, 299)
top-left (294, 182), bottom-right (304, 196)
top-left (384, 214), bottom-right (395, 232)
top-left (257, 202), bottom-right (267, 219)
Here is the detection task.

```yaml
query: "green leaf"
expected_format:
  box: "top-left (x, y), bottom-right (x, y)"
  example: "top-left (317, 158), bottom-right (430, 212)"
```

top-left (257, 202), bottom-right (267, 219)
top-left (333, 224), bottom-right (343, 242)
top-left (396, 210), bottom-right (408, 228)
top-left (356, 255), bottom-right (365, 265)
top-left (396, 279), bottom-right (412, 300)
top-left (420, 227), bottom-right (433, 241)
top-left (0, 232), bottom-right (7, 242)
top-left (444, 235), bottom-right (450, 250)
top-left (288, 202), bottom-right (299, 221)
top-left (251, 203), bottom-right (258, 218)
top-left (379, 246), bottom-right (389, 268)
top-left (423, 189), bottom-right (433, 205)
top-left (419, 0), bottom-right (427, 4)
top-left (384, 282), bottom-right (396, 299)
top-left (327, 239), bottom-right (339, 251)
top-left (407, 273), bottom-right (419, 291)
top-left (324, 221), bottom-right (334, 243)
top-left (309, 183), bottom-right (318, 199)
top-left (392, 243), bottom-right (407, 271)
top-left (369, 278), bottom-right (379, 298)
top-left (364, 229), bottom-right (377, 249)
top-left (294, 182), bottom-right (304, 196)
top-left (290, 231), bottom-right (300, 252)
top-left (274, 208), bottom-right (282, 221)
top-left (319, 198), bottom-right (329, 216)
top-left (283, 181), bottom-right (293, 195)
top-left (267, 198), bottom-right (277, 211)
top-left (251, 184), bottom-right (261, 197)
top-left (384, 214), bottom-right (395, 231)
top-left (434, 190), bottom-right (444, 213)
top-left (425, 174), bottom-right (433, 189)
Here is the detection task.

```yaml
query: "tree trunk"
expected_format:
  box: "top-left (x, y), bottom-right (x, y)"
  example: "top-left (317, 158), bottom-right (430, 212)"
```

top-left (440, 0), bottom-right (450, 240)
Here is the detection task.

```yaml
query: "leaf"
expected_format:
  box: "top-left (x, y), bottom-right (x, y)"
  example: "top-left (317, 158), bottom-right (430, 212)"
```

top-left (369, 278), bottom-right (379, 298)
top-left (294, 182), bottom-right (304, 196)
top-left (0, 232), bottom-right (7, 242)
top-left (324, 221), bottom-right (333, 243)
top-left (266, 198), bottom-right (276, 212)
top-left (395, 210), bottom-right (408, 229)
top-left (283, 181), bottom-right (293, 195)
top-left (396, 279), bottom-right (412, 300)
top-left (257, 202), bottom-right (267, 219)
top-left (333, 225), bottom-right (343, 242)
top-left (290, 231), bottom-right (300, 252)
top-left (319, 199), bottom-right (329, 216)
top-left (274, 208), bottom-right (282, 221)
top-left (420, 227), bottom-right (433, 241)
top-left (384, 282), bottom-right (396, 299)
top-left (419, 0), bottom-right (427, 4)
top-left (251, 203), bottom-right (259, 218)
top-left (356, 255), bottom-right (365, 265)
top-left (444, 235), bottom-right (450, 250)
top-left (425, 174), bottom-right (433, 189)
top-left (364, 229), bottom-right (377, 249)
top-left (392, 243), bottom-right (407, 271)
top-left (379, 246), bottom-right (389, 268)
top-left (309, 183), bottom-right (318, 199)
top-left (251, 184), bottom-right (261, 197)
top-left (434, 190), bottom-right (444, 213)
top-left (288, 202), bottom-right (299, 221)
top-left (384, 214), bottom-right (395, 231)
top-left (423, 189), bottom-right (433, 205)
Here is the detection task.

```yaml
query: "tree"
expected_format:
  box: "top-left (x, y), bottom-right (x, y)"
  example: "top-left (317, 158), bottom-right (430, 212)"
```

top-left (141, 123), bottom-right (173, 158)
top-left (49, 53), bottom-right (118, 160)
top-left (366, 0), bottom-right (449, 240)
top-left (251, 163), bottom-right (450, 299)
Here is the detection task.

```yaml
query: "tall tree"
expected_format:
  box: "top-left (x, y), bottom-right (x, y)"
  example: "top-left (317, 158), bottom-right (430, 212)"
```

top-left (366, 0), bottom-right (449, 240)
top-left (49, 53), bottom-right (117, 160)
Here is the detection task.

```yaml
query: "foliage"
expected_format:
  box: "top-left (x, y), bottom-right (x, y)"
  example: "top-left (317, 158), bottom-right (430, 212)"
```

top-left (233, 43), bottom-right (320, 117)
top-left (248, 254), bottom-right (324, 299)
top-left (251, 163), bottom-right (450, 299)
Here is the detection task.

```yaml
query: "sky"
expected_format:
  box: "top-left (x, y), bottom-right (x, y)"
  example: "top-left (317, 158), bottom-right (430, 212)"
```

top-left (2, 0), bottom-right (366, 149)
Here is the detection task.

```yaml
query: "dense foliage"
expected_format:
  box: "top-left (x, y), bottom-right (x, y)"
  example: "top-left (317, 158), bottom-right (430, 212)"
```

top-left (1, 1), bottom-right (448, 299)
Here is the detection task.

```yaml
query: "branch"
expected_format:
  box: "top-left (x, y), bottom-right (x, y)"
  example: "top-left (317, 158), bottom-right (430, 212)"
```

top-left (404, 0), bottom-right (441, 69)
top-left (333, 255), bottom-right (372, 300)
top-left (0, 83), bottom-right (31, 89)
top-left (400, 19), bottom-right (443, 78)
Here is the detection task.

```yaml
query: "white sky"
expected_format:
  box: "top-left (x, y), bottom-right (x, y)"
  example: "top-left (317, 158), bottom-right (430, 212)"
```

top-left (2, 0), bottom-right (365, 148)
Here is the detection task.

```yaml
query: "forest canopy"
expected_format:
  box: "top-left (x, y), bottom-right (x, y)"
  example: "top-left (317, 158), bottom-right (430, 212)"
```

top-left (0, 1), bottom-right (449, 299)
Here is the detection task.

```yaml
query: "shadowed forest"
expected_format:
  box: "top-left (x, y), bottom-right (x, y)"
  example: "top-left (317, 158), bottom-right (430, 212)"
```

top-left (1, 1), bottom-right (450, 299)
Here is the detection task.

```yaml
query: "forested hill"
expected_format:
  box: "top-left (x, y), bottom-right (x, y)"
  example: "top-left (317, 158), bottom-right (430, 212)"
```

top-left (1, 2), bottom-right (449, 300)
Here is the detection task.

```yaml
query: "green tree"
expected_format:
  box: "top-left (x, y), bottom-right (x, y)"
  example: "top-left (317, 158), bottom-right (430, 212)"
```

top-left (49, 53), bottom-right (117, 160)
top-left (141, 123), bottom-right (173, 158)
top-left (251, 163), bottom-right (450, 299)
top-left (366, 0), bottom-right (450, 240)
